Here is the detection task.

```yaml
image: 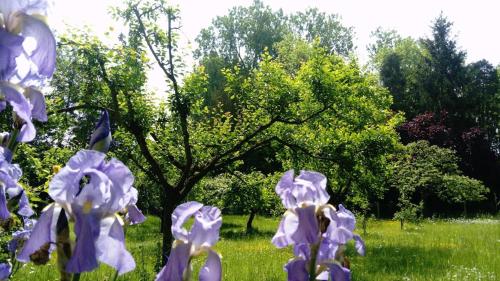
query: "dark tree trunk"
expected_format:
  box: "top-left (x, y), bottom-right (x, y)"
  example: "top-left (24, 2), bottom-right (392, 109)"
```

top-left (161, 192), bottom-right (180, 265)
top-left (246, 209), bottom-right (257, 233)
top-left (376, 201), bottom-right (380, 218)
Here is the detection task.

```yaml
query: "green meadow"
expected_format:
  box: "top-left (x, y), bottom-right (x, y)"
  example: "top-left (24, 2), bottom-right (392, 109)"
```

top-left (12, 216), bottom-right (500, 281)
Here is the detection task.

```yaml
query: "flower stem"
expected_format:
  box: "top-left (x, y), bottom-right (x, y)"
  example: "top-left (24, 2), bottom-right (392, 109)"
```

top-left (308, 242), bottom-right (320, 281)
top-left (72, 273), bottom-right (81, 281)
top-left (6, 128), bottom-right (19, 156)
top-left (182, 256), bottom-right (193, 281)
top-left (111, 270), bottom-right (119, 281)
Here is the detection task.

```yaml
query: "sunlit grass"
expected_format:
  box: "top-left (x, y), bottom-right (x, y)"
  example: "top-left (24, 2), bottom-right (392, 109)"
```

top-left (12, 215), bottom-right (500, 280)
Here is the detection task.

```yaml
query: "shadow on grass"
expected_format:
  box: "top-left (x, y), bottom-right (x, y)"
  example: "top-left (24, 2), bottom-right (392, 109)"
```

top-left (353, 244), bottom-right (452, 280)
top-left (220, 222), bottom-right (242, 230)
top-left (220, 228), bottom-right (276, 240)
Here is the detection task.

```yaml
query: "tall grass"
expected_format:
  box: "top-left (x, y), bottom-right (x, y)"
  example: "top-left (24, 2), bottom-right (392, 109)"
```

top-left (12, 215), bottom-right (499, 280)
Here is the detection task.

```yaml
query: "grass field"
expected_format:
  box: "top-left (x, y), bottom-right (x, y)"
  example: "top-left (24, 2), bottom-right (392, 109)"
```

top-left (11, 215), bottom-right (500, 281)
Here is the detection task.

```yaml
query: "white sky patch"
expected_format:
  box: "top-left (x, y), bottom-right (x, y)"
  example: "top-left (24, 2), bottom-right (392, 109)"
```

top-left (51, 0), bottom-right (500, 94)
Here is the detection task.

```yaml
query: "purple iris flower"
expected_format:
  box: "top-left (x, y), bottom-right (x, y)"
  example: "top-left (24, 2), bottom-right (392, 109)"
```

top-left (156, 201), bottom-right (222, 281)
top-left (18, 150), bottom-right (142, 275)
top-left (0, 83), bottom-right (47, 142)
top-left (0, 0), bottom-right (56, 83)
top-left (0, 29), bottom-right (24, 81)
top-left (0, 147), bottom-right (33, 220)
top-left (89, 110), bottom-right (111, 153)
top-left (8, 217), bottom-right (36, 255)
top-left (272, 170), bottom-right (365, 281)
top-left (0, 263), bottom-right (11, 281)
top-left (124, 187), bottom-right (146, 225)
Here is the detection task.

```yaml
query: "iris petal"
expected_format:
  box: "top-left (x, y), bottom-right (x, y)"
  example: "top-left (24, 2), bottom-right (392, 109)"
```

top-left (19, 14), bottom-right (56, 78)
top-left (0, 263), bottom-right (11, 280)
top-left (0, 29), bottom-right (24, 80)
top-left (0, 187), bottom-right (10, 220)
top-left (272, 211), bottom-right (299, 248)
top-left (284, 258), bottom-right (309, 281)
top-left (17, 190), bottom-right (34, 217)
top-left (353, 234), bottom-right (366, 256)
top-left (155, 242), bottom-right (191, 281)
top-left (189, 206), bottom-right (222, 248)
top-left (328, 263), bottom-right (351, 281)
top-left (297, 170), bottom-right (329, 205)
top-left (66, 212), bottom-right (100, 273)
top-left (96, 216), bottom-right (136, 275)
top-left (24, 87), bottom-right (47, 121)
top-left (330, 227), bottom-right (353, 245)
top-left (0, 82), bottom-right (35, 142)
top-left (89, 110), bottom-right (111, 153)
top-left (199, 249), bottom-right (222, 281)
top-left (126, 204), bottom-right (146, 225)
top-left (291, 205), bottom-right (320, 245)
top-left (17, 204), bottom-right (56, 262)
top-left (275, 170), bottom-right (296, 209)
top-left (171, 201), bottom-right (203, 241)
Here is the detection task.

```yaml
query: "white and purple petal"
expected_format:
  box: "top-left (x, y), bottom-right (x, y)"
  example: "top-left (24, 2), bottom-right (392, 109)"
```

top-left (284, 258), bottom-right (309, 281)
top-left (335, 205), bottom-right (356, 232)
top-left (353, 234), bottom-right (365, 256)
top-left (96, 216), bottom-right (135, 275)
top-left (66, 211), bottom-right (100, 273)
top-left (155, 242), bottom-right (191, 281)
top-left (199, 249), bottom-right (222, 281)
top-left (19, 14), bottom-right (56, 78)
top-left (24, 87), bottom-right (47, 121)
top-left (296, 170), bottom-right (329, 205)
top-left (17, 190), bottom-right (34, 217)
top-left (0, 187), bottom-right (10, 220)
top-left (189, 206), bottom-right (222, 248)
top-left (17, 204), bottom-right (58, 262)
top-left (272, 211), bottom-right (299, 248)
top-left (275, 170), bottom-right (296, 209)
top-left (328, 263), bottom-right (351, 281)
top-left (126, 204), bottom-right (146, 225)
top-left (0, 263), bottom-right (11, 280)
top-left (89, 110), bottom-right (111, 153)
top-left (291, 205), bottom-right (320, 245)
top-left (0, 29), bottom-right (24, 80)
top-left (171, 201), bottom-right (203, 241)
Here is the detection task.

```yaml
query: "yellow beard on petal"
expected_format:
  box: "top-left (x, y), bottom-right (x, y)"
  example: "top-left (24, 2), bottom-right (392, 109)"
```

top-left (83, 201), bottom-right (93, 214)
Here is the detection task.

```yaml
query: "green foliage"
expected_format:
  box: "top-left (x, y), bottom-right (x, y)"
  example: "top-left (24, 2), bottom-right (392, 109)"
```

top-left (440, 175), bottom-right (489, 205)
top-left (390, 141), bottom-right (489, 222)
top-left (189, 172), bottom-right (283, 217)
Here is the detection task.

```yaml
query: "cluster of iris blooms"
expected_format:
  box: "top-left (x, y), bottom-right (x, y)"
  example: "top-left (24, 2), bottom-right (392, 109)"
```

top-left (0, 1), bottom-right (364, 280)
top-left (157, 172), bottom-right (365, 281)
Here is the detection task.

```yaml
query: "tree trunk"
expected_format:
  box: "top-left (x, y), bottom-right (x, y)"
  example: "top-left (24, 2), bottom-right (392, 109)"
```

top-left (463, 201), bottom-right (467, 218)
top-left (376, 201), bottom-right (380, 218)
top-left (161, 192), bottom-right (180, 265)
top-left (246, 210), bottom-right (257, 233)
top-left (400, 219), bottom-right (404, 230)
top-left (362, 215), bottom-right (368, 235)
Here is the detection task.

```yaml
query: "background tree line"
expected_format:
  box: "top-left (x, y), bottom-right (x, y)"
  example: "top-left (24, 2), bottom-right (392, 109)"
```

top-left (14, 0), bottom-right (497, 261)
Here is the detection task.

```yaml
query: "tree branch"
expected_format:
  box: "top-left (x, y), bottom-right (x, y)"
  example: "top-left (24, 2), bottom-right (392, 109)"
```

top-left (133, 7), bottom-right (193, 188)
top-left (95, 48), bottom-right (173, 190)
top-left (47, 105), bottom-right (112, 116)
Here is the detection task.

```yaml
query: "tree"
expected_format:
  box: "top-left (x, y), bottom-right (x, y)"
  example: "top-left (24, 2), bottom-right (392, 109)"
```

top-left (372, 15), bottom-right (500, 213)
top-left (390, 141), bottom-right (489, 225)
top-left (46, 0), bottom-right (400, 264)
top-left (420, 14), bottom-right (467, 113)
top-left (194, 1), bottom-right (354, 114)
top-left (440, 174), bottom-right (489, 216)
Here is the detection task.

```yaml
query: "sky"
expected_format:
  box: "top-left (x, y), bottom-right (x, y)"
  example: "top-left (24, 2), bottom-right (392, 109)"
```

top-left (51, 0), bottom-right (500, 90)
